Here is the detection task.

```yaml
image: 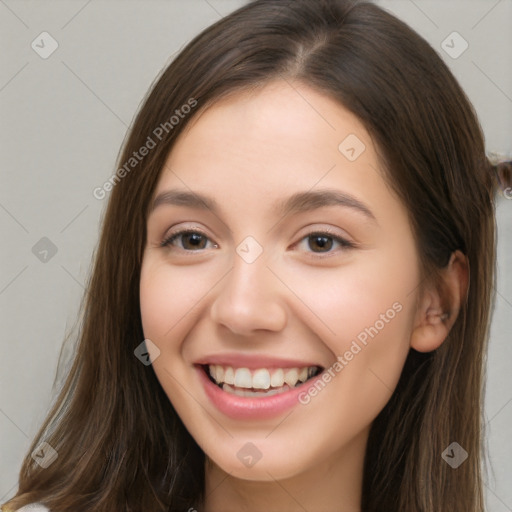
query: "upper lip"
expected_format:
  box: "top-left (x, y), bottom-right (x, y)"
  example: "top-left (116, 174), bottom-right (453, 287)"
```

top-left (194, 353), bottom-right (324, 370)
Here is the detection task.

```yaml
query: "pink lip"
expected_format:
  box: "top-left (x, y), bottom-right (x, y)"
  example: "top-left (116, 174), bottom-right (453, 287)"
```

top-left (196, 364), bottom-right (323, 420)
top-left (194, 353), bottom-right (322, 370)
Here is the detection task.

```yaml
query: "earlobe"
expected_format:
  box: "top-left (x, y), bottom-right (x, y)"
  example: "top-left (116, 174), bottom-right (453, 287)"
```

top-left (411, 312), bottom-right (451, 352)
top-left (410, 306), bottom-right (451, 353)
top-left (410, 250), bottom-right (468, 353)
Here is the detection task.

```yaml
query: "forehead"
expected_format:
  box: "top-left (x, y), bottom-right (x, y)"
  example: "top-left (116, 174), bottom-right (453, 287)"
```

top-left (153, 80), bottom-right (406, 232)
top-left (175, 80), bottom-right (371, 169)
top-left (159, 81), bottom-right (373, 186)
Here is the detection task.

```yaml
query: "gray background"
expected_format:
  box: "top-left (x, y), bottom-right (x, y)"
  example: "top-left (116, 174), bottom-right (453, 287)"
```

top-left (0, 0), bottom-right (511, 509)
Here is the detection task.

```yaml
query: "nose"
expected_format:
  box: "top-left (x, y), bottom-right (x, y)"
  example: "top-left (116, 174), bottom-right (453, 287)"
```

top-left (209, 252), bottom-right (287, 336)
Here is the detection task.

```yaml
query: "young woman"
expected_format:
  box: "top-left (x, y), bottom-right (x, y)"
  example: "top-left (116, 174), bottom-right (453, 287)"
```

top-left (3, 0), bottom-right (510, 511)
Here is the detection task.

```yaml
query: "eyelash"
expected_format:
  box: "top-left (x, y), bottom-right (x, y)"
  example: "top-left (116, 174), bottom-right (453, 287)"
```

top-left (160, 228), bottom-right (356, 258)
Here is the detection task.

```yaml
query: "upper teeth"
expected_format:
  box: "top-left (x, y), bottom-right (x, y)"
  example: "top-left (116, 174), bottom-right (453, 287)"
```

top-left (208, 365), bottom-right (317, 389)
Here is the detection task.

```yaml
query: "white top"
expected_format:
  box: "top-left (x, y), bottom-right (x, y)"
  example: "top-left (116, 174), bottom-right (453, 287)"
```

top-left (15, 505), bottom-right (49, 512)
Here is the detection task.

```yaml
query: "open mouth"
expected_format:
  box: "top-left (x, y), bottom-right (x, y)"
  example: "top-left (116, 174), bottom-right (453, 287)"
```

top-left (201, 364), bottom-right (323, 398)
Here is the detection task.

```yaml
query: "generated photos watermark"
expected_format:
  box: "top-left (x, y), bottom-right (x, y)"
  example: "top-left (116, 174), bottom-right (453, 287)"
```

top-left (298, 301), bottom-right (403, 405)
top-left (93, 98), bottom-right (198, 200)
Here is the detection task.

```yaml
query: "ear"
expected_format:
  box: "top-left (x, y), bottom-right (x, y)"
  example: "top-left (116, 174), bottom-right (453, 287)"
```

top-left (410, 250), bottom-right (469, 353)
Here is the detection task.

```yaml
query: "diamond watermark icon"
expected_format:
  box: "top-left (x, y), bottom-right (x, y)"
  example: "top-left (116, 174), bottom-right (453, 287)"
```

top-left (237, 442), bottom-right (262, 468)
top-left (442, 441), bottom-right (468, 468)
top-left (32, 237), bottom-right (58, 263)
top-left (236, 236), bottom-right (263, 264)
top-left (338, 134), bottom-right (366, 162)
top-left (441, 31), bottom-right (468, 59)
top-left (31, 441), bottom-right (58, 468)
top-left (31, 32), bottom-right (59, 59)
top-left (134, 339), bottom-right (161, 366)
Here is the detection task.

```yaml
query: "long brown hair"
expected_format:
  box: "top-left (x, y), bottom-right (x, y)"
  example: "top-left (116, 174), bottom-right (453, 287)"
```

top-left (3, 1), bottom-right (509, 510)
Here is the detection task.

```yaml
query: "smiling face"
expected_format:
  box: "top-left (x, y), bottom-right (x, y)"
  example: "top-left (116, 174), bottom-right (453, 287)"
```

top-left (139, 80), bottom-right (423, 484)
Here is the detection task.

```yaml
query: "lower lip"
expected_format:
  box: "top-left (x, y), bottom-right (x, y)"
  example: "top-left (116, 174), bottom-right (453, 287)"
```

top-left (196, 365), bottom-right (321, 420)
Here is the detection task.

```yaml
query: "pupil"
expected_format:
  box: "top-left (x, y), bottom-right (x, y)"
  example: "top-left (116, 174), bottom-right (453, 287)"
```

top-left (185, 233), bottom-right (206, 249)
top-left (310, 235), bottom-right (332, 252)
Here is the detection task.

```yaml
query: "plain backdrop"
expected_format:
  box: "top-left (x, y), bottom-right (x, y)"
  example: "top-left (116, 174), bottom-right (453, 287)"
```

top-left (1, 0), bottom-right (511, 509)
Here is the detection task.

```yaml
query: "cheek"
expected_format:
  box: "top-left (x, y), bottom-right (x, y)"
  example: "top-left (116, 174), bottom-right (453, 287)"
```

top-left (273, 265), bottom-right (418, 446)
top-left (139, 259), bottom-right (215, 343)
top-left (284, 248), bottom-right (418, 340)
top-left (282, 248), bottom-right (419, 397)
top-left (139, 258), bottom-right (213, 410)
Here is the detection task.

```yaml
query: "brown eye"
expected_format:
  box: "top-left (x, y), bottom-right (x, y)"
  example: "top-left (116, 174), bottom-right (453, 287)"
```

top-left (308, 234), bottom-right (334, 252)
top-left (294, 230), bottom-right (355, 257)
top-left (181, 232), bottom-right (208, 250)
top-left (161, 230), bottom-right (217, 251)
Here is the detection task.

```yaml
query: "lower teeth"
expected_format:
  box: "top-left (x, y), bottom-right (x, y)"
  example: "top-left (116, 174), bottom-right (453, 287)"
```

top-left (222, 383), bottom-right (292, 397)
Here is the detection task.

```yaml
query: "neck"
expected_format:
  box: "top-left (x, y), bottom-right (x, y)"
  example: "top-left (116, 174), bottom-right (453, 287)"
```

top-left (202, 426), bottom-right (369, 512)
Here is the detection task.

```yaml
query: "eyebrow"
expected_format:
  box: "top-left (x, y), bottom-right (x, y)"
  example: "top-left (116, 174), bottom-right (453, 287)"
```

top-left (150, 188), bottom-right (377, 223)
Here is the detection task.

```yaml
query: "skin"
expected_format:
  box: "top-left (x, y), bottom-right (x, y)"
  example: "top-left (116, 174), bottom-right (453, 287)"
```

top-left (140, 80), bottom-right (468, 512)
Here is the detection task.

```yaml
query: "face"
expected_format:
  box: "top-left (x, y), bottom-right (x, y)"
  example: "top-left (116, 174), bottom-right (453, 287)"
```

top-left (140, 80), bottom-right (422, 481)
